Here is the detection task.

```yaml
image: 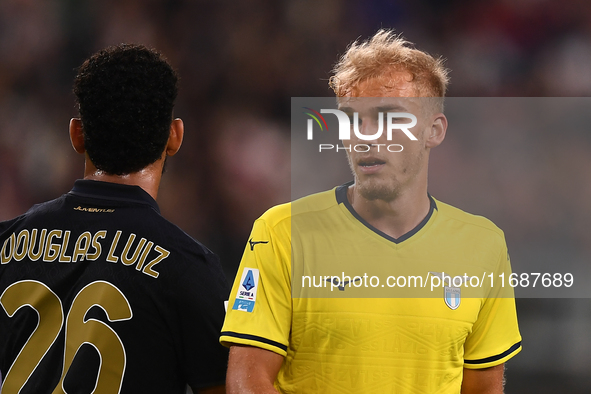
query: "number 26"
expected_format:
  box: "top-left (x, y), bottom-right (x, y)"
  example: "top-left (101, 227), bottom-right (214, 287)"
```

top-left (1, 280), bottom-right (133, 393)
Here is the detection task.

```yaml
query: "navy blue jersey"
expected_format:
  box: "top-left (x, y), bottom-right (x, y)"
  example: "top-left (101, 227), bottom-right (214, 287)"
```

top-left (0, 180), bottom-right (229, 394)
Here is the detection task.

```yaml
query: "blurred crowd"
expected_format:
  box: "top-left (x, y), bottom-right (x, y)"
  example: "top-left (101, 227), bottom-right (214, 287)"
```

top-left (1, 0), bottom-right (591, 391)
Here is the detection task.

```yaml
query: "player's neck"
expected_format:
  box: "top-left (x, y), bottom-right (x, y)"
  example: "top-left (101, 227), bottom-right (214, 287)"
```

top-left (82, 158), bottom-right (163, 201)
top-left (347, 181), bottom-right (431, 240)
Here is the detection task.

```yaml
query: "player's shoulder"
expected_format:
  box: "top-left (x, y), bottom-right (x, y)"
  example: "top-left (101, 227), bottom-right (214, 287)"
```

top-left (257, 188), bottom-right (338, 228)
top-left (151, 214), bottom-right (216, 257)
top-left (433, 198), bottom-right (505, 240)
top-left (1, 196), bottom-right (66, 230)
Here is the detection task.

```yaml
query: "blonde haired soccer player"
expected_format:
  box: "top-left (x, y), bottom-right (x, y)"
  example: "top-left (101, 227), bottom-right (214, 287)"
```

top-left (221, 30), bottom-right (521, 394)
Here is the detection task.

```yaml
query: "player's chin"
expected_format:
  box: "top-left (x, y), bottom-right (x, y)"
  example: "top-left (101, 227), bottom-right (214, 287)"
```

top-left (356, 178), bottom-right (399, 201)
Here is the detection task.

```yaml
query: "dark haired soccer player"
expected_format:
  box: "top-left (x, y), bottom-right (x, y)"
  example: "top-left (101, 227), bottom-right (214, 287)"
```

top-left (221, 31), bottom-right (521, 393)
top-left (0, 44), bottom-right (228, 393)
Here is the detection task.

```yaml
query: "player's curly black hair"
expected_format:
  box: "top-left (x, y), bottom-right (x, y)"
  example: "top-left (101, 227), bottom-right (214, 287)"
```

top-left (73, 44), bottom-right (178, 175)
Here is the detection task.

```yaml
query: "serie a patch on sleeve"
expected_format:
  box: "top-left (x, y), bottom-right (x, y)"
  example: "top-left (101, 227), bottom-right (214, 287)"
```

top-left (232, 268), bottom-right (259, 312)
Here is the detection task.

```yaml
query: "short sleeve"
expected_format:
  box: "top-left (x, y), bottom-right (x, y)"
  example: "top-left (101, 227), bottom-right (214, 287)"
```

top-left (220, 216), bottom-right (292, 357)
top-left (175, 251), bottom-right (230, 389)
top-left (463, 243), bottom-right (522, 369)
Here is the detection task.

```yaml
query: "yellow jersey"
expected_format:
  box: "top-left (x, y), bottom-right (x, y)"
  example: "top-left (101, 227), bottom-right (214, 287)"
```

top-left (221, 182), bottom-right (521, 393)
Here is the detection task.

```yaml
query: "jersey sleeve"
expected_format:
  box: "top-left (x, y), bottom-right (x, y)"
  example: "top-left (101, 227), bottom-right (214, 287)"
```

top-left (463, 241), bottom-right (522, 369)
top-left (220, 215), bottom-right (292, 357)
top-left (173, 251), bottom-right (230, 390)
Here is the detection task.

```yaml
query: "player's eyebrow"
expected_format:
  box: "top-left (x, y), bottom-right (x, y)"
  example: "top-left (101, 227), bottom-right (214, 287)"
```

top-left (375, 105), bottom-right (408, 112)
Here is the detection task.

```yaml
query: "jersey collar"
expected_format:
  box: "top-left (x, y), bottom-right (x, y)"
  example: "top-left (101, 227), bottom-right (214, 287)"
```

top-left (335, 180), bottom-right (437, 244)
top-left (69, 180), bottom-right (160, 213)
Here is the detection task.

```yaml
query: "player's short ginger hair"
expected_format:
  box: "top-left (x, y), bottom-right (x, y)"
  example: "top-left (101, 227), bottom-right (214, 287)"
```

top-left (329, 30), bottom-right (449, 109)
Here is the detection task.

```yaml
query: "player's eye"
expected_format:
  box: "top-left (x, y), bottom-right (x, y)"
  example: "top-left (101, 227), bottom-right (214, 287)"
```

top-left (343, 112), bottom-right (357, 125)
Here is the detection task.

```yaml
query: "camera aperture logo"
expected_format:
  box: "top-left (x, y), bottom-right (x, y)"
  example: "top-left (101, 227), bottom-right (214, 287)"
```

top-left (303, 107), bottom-right (418, 153)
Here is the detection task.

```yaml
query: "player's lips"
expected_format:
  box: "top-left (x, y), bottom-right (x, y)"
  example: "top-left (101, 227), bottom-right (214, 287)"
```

top-left (357, 157), bottom-right (387, 174)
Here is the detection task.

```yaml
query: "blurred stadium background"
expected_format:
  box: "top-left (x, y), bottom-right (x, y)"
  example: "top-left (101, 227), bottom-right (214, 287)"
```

top-left (1, 0), bottom-right (590, 392)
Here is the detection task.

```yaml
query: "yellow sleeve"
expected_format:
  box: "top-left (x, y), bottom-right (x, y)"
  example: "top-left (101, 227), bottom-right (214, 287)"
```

top-left (463, 243), bottom-right (522, 369)
top-left (220, 213), bottom-right (292, 356)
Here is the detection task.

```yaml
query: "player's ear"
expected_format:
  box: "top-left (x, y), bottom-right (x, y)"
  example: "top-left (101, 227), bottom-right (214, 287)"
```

top-left (166, 118), bottom-right (184, 157)
top-left (69, 118), bottom-right (85, 154)
top-left (425, 113), bottom-right (447, 149)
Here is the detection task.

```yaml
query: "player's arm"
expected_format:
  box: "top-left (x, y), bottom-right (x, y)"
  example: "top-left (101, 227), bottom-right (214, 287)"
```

top-left (226, 345), bottom-right (284, 394)
top-left (177, 250), bottom-right (230, 392)
top-left (463, 240), bottom-right (520, 393)
top-left (461, 364), bottom-right (505, 394)
top-left (221, 211), bottom-right (291, 392)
